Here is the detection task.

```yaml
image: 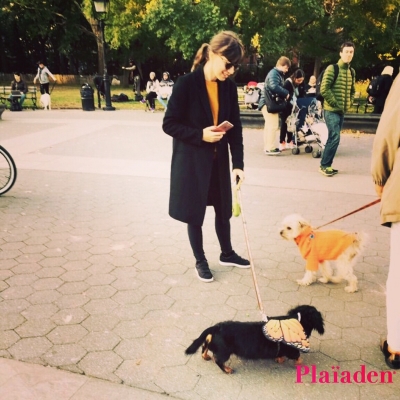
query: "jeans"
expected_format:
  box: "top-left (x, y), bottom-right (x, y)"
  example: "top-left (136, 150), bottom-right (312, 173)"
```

top-left (9, 93), bottom-right (26, 106)
top-left (321, 110), bottom-right (344, 168)
top-left (157, 94), bottom-right (170, 109)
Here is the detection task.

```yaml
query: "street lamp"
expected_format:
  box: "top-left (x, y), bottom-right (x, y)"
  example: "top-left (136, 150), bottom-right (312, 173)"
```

top-left (93, 0), bottom-right (115, 111)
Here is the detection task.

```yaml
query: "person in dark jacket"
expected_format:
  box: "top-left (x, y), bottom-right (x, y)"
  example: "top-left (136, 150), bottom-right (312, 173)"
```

top-left (258, 57), bottom-right (291, 155)
top-left (10, 73), bottom-right (27, 107)
top-left (163, 31), bottom-right (250, 282)
top-left (370, 66), bottom-right (394, 114)
top-left (279, 69), bottom-right (305, 150)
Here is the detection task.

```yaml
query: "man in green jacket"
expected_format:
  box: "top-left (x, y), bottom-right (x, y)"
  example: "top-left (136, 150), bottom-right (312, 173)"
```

top-left (320, 41), bottom-right (356, 177)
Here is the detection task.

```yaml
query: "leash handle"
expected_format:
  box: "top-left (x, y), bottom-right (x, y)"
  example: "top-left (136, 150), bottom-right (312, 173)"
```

top-left (315, 198), bottom-right (381, 230)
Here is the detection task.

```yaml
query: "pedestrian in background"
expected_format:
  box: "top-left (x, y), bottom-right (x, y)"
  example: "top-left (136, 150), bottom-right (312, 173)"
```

top-left (144, 72), bottom-right (159, 112)
top-left (305, 75), bottom-right (317, 97)
top-left (10, 73), bottom-right (27, 108)
top-left (163, 31), bottom-right (250, 282)
top-left (371, 73), bottom-right (400, 370)
top-left (279, 68), bottom-right (305, 151)
top-left (370, 66), bottom-right (394, 114)
top-left (33, 61), bottom-right (56, 94)
top-left (319, 41), bottom-right (356, 177)
top-left (157, 71), bottom-right (174, 111)
top-left (258, 56), bottom-right (291, 155)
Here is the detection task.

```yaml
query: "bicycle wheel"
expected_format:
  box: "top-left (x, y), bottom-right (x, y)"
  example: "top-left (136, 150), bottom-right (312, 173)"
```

top-left (0, 145), bottom-right (17, 195)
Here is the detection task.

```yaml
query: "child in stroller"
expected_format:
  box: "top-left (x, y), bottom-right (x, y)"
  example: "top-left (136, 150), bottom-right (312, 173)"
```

top-left (244, 81), bottom-right (263, 109)
top-left (286, 97), bottom-right (328, 158)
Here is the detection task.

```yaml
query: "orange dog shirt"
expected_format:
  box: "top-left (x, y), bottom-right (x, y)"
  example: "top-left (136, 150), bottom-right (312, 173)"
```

top-left (294, 226), bottom-right (357, 271)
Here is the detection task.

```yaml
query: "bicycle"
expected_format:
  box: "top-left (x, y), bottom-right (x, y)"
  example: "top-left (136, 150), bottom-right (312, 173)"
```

top-left (0, 145), bottom-right (17, 195)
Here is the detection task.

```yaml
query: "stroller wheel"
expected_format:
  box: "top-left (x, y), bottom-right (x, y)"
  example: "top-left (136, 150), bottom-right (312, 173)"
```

top-left (312, 150), bottom-right (322, 158)
top-left (292, 148), bottom-right (300, 155)
top-left (305, 145), bottom-right (313, 153)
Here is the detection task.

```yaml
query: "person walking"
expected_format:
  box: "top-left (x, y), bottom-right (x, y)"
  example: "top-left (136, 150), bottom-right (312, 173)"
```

top-left (162, 31), bottom-right (250, 282)
top-left (370, 66), bottom-right (394, 114)
top-left (279, 69), bottom-right (305, 151)
top-left (371, 73), bottom-right (400, 370)
top-left (258, 57), bottom-right (291, 155)
top-left (319, 41), bottom-right (356, 177)
top-left (33, 61), bottom-right (56, 94)
top-left (122, 59), bottom-right (142, 99)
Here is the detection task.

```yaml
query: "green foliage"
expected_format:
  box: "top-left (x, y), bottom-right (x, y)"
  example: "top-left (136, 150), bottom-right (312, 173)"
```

top-left (143, 0), bottom-right (227, 59)
top-left (1, 0), bottom-right (399, 77)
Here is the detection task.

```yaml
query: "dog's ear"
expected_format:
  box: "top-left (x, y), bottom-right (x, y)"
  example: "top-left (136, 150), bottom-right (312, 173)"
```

top-left (297, 216), bottom-right (310, 229)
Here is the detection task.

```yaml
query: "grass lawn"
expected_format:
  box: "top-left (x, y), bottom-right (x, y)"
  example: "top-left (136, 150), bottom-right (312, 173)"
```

top-left (45, 85), bottom-right (149, 110)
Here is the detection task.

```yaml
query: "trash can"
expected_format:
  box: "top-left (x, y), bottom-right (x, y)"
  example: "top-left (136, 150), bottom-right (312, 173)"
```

top-left (80, 83), bottom-right (95, 111)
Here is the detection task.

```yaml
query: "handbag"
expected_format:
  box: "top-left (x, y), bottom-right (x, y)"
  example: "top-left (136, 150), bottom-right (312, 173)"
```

top-left (264, 89), bottom-right (287, 114)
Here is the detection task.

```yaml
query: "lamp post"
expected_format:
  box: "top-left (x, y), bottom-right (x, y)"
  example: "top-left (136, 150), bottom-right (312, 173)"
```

top-left (93, 0), bottom-right (115, 111)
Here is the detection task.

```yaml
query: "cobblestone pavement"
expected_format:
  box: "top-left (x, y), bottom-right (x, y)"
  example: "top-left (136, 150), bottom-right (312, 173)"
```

top-left (0, 110), bottom-right (398, 399)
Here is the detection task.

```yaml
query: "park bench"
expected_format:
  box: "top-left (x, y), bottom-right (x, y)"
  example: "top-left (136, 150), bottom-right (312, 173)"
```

top-left (0, 85), bottom-right (38, 110)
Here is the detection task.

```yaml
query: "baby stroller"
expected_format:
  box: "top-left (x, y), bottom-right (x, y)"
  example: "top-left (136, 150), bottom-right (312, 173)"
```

top-left (286, 97), bottom-right (328, 158)
top-left (243, 81), bottom-right (263, 109)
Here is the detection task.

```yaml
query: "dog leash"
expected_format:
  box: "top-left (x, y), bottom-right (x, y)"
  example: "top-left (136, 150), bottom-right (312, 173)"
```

top-left (49, 81), bottom-right (57, 95)
top-left (235, 179), bottom-right (267, 321)
top-left (314, 198), bottom-right (381, 230)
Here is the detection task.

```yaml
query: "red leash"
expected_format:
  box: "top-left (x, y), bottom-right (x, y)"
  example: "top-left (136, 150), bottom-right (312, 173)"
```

top-left (314, 199), bottom-right (381, 230)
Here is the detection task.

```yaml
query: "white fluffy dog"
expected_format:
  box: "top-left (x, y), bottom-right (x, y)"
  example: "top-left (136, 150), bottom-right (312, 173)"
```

top-left (280, 214), bottom-right (365, 293)
top-left (40, 93), bottom-right (51, 110)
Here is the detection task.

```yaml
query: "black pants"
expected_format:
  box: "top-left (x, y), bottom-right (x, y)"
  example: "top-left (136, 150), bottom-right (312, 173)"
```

top-left (145, 92), bottom-right (157, 108)
top-left (39, 83), bottom-right (50, 94)
top-left (187, 159), bottom-right (232, 261)
top-left (279, 110), bottom-right (293, 143)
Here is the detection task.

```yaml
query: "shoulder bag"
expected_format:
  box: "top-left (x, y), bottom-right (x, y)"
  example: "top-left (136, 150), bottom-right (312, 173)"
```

top-left (265, 89), bottom-right (287, 114)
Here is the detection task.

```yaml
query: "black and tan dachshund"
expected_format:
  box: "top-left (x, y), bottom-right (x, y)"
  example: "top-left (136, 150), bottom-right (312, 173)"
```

top-left (185, 305), bottom-right (324, 373)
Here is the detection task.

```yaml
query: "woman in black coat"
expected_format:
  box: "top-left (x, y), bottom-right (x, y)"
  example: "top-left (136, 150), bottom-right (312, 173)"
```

top-left (163, 31), bottom-right (250, 282)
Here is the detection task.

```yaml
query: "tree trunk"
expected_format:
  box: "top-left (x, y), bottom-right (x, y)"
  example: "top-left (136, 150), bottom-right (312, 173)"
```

top-left (314, 57), bottom-right (322, 78)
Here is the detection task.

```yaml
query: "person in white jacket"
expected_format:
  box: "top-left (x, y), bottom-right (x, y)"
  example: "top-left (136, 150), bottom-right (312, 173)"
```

top-left (34, 61), bottom-right (56, 94)
top-left (144, 72), bottom-right (159, 112)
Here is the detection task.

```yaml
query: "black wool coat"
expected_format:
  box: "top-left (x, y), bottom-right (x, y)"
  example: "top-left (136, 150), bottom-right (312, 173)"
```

top-left (162, 66), bottom-right (244, 226)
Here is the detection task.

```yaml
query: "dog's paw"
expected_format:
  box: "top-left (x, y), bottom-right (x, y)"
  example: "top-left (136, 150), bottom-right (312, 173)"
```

top-left (318, 277), bottom-right (329, 283)
top-left (275, 357), bottom-right (286, 364)
top-left (295, 357), bottom-right (302, 365)
top-left (297, 279), bottom-right (312, 286)
top-left (223, 366), bottom-right (234, 374)
top-left (345, 285), bottom-right (358, 293)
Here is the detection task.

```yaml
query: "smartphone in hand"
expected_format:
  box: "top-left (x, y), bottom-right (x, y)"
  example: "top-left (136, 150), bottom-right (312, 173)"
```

top-left (212, 121), bottom-right (234, 132)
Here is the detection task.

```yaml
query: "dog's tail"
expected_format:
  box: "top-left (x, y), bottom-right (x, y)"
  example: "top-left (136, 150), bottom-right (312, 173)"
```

top-left (185, 326), bottom-right (217, 355)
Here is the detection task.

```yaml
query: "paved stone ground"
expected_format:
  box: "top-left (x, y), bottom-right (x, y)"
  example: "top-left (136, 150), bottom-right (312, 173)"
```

top-left (0, 109), bottom-right (398, 399)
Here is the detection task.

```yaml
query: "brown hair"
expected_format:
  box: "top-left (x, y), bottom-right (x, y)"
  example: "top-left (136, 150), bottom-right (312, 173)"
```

top-left (191, 31), bottom-right (245, 71)
top-left (340, 41), bottom-right (355, 52)
top-left (276, 56), bottom-right (291, 68)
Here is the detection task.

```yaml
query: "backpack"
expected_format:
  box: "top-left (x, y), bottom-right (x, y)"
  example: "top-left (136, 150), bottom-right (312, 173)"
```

top-left (367, 76), bottom-right (382, 97)
top-left (315, 64), bottom-right (339, 102)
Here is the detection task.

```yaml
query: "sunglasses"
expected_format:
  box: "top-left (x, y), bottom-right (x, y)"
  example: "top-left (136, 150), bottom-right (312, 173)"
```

top-left (218, 55), bottom-right (240, 72)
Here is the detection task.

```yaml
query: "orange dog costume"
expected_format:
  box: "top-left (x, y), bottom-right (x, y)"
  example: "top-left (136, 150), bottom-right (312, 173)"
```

top-left (294, 226), bottom-right (357, 271)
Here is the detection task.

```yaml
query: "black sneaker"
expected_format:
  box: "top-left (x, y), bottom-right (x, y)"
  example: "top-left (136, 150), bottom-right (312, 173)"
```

top-left (381, 340), bottom-right (400, 369)
top-left (265, 148), bottom-right (281, 156)
top-left (219, 251), bottom-right (250, 268)
top-left (331, 168), bottom-right (339, 175)
top-left (195, 260), bottom-right (214, 282)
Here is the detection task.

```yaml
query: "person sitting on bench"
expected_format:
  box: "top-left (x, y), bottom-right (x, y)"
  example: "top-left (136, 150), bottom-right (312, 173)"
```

top-left (10, 73), bottom-right (27, 108)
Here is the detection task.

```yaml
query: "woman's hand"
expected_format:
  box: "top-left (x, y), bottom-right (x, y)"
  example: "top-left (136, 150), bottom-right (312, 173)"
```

top-left (232, 169), bottom-right (244, 184)
top-left (202, 126), bottom-right (225, 143)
